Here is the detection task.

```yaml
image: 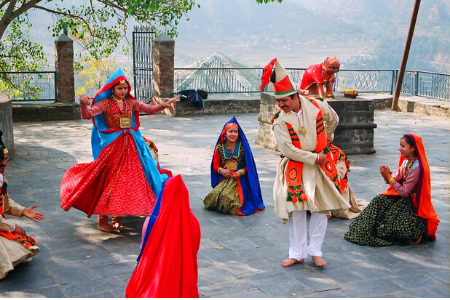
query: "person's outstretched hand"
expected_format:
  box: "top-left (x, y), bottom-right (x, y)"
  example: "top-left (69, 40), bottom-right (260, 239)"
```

top-left (79, 95), bottom-right (93, 107)
top-left (161, 96), bottom-right (179, 109)
top-left (22, 205), bottom-right (44, 222)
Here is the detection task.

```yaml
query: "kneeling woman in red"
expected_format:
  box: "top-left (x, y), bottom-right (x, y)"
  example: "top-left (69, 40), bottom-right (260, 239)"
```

top-left (203, 117), bottom-right (265, 215)
top-left (60, 69), bottom-right (176, 231)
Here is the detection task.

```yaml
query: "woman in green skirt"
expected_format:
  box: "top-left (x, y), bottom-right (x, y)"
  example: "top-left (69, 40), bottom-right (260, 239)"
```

top-left (344, 134), bottom-right (439, 246)
top-left (203, 117), bottom-right (265, 215)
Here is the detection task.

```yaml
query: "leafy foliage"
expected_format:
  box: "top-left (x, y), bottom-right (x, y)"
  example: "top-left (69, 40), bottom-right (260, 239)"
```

top-left (0, 0), bottom-right (199, 98)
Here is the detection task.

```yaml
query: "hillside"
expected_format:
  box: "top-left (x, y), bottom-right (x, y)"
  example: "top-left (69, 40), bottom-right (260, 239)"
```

top-left (17, 0), bottom-right (450, 73)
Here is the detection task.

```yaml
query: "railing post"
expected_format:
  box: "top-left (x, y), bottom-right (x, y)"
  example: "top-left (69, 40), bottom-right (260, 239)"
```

top-left (391, 70), bottom-right (397, 95)
top-left (415, 71), bottom-right (419, 96)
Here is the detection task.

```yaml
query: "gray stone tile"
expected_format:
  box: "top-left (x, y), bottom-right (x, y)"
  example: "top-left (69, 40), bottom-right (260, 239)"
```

top-left (218, 238), bottom-right (259, 251)
top-left (94, 262), bottom-right (137, 278)
top-left (199, 266), bottom-right (239, 284)
top-left (428, 269), bottom-right (450, 285)
top-left (391, 273), bottom-right (446, 290)
top-left (342, 278), bottom-right (404, 297)
top-left (257, 279), bottom-right (312, 298)
top-left (46, 262), bottom-right (99, 285)
top-left (198, 279), bottom-right (254, 297)
top-left (225, 288), bottom-right (268, 298)
top-left (62, 277), bottom-right (125, 297)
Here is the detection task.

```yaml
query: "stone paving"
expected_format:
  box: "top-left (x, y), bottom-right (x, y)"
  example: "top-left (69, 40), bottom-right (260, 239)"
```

top-left (0, 109), bottom-right (449, 298)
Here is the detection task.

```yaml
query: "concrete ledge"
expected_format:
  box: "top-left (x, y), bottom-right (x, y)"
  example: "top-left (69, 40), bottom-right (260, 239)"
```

top-left (0, 94), bottom-right (14, 159)
top-left (12, 102), bottom-right (81, 122)
top-left (359, 93), bottom-right (450, 119)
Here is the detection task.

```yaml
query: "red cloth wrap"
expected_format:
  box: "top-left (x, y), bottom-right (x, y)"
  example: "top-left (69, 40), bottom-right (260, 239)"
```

top-left (126, 175), bottom-right (201, 298)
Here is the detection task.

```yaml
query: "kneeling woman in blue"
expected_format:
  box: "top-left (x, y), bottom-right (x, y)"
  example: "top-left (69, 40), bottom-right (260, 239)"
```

top-left (203, 117), bottom-right (265, 215)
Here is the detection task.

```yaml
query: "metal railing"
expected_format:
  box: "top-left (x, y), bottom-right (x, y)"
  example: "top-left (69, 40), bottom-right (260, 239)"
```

top-left (0, 71), bottom-right (57, 102)
top-left (174, 67), bottom-right (449, 100)
top-left (132, 26), bottom-right (156, 103)
top-left (2, 68), bottom-right (449, 102)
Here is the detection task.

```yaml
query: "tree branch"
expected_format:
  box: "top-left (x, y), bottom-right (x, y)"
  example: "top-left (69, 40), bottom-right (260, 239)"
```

top-left (33, 5), bottom-right (95, 37)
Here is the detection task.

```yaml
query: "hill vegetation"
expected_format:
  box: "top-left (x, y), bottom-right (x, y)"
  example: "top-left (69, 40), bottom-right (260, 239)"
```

top-left (22, 0), bottom-right (450, 73)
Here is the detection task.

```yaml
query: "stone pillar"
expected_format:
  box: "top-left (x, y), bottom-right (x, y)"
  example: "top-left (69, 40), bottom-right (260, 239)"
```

top-left (255, 93), bottom-right (280, 151)
top-left (152, 34), bottom-right (175, 115)
top-left (328, 98), bottom-right (377, 154)
top-left (0, 94), bottom-right (14, 159)
top-left (55, 34), bottom-right (75, 102)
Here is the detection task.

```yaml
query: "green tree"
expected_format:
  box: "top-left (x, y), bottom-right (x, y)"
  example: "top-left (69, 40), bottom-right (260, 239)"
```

top-left (0, 0), bottom-right (198, 98)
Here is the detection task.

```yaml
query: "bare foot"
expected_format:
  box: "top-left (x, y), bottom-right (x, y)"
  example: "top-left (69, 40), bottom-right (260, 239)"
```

top-left (411, 236), bottom-right (422, 245)
top-left (281, 258), bottom-right (304, 267)
top-left (312, 256), bottom-right (327, 267)
top-left (112, 222), bottom-right (124, 230)
top-left (97, 223), bottom-right (115, 232)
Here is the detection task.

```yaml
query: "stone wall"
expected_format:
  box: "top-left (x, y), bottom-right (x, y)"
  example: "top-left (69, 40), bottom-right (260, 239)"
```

top-left (169, 95), bottom-right (260, 117)
top-left (0, 94), bottom-right (14, 159)
top-left (12, 102), bottom-right (81, 122)
top-left (256, 93), bottom-right (377, 155)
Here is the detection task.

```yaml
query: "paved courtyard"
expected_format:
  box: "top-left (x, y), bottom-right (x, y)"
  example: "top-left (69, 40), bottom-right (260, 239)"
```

top-left (0, 109), bottom-right (449, 297)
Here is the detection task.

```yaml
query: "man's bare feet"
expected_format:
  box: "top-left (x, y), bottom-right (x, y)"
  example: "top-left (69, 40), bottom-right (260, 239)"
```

top-left (312, 256), bottom-right (327, 267)
top-left (411, 235), bottom-right (422, 245)
top-left (281, 258), bottom-right (304, 267)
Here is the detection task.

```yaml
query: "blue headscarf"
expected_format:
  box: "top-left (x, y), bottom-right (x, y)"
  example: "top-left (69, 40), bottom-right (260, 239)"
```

top-left (210, 117), bottom-right (265, 215)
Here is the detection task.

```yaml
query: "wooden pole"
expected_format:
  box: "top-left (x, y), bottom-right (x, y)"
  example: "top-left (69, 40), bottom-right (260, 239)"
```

top-left (391, 0), bottom-right (421, 111)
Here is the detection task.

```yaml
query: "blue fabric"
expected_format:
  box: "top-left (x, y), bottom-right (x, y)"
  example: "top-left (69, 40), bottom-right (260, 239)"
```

top-left (210, 117), bottom-right (265, 215)
top-left (89, 68), bottom-right (167, 197)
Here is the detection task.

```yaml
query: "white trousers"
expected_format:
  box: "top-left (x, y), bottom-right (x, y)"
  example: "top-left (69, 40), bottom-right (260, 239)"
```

top-left (288, 210), bottom-right (328, 260)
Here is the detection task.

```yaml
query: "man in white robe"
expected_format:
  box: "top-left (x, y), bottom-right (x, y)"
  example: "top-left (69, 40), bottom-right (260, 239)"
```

top-left (260, 59), bottom-right (350, 267)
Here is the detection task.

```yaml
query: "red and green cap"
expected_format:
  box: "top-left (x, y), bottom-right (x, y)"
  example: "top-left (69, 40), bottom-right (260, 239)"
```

top-left (260, 58), bottom-right (296, 99)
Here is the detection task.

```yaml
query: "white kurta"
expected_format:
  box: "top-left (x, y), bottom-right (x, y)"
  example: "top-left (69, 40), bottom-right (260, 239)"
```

top-left (272, 96), bottom-right (350, 223)
top-left (0, 175), bottom-right (39, 280)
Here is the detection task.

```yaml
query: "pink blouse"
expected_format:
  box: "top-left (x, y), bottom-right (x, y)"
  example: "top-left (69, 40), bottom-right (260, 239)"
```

top-left (81, 97), bottom-right (163, 120)
top-left (391, 159), bottom-right (420, 198)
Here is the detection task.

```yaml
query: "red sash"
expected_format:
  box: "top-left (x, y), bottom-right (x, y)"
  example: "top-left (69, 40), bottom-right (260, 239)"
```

top-left (0, 229), bottom-right (38, 249)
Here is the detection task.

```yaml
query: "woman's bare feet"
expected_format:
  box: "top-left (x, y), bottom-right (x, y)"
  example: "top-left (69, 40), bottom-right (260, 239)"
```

top-left (411, 235), bottom-right (422, 245)
top-left (97, 223), bottom-right (115, 232)
top-left (97, 215), bottom-right (115, 232)
top-left (281, 258), bottom-right (304, 267)
top-left (312, 256), bottom-right (327, 267)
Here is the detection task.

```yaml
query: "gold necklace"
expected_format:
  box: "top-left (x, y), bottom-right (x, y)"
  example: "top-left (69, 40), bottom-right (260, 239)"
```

top-left (112, 95), bottom-right (124, 103)
top-left (296, 108), bottom-right (307, 136)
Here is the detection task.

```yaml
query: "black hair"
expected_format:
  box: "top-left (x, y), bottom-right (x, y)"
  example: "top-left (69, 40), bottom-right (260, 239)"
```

top-left (401, 134), bottom-right (414, 148)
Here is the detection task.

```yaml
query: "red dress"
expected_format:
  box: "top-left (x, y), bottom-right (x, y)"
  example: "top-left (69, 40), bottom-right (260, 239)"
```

top-left (300, 63), bottom-right (336, 90)
top-left (60, 98), bottom-right (158, 217)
